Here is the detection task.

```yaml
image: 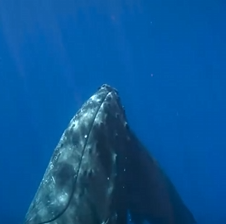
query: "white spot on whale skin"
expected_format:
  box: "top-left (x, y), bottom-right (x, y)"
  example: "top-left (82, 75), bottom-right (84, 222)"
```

top-left (58, 193), bottom-right (68, 203)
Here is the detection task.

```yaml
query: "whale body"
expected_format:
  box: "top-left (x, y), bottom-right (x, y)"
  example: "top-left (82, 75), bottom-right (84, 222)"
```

top-left (23, 84), bottom-right (196, 224)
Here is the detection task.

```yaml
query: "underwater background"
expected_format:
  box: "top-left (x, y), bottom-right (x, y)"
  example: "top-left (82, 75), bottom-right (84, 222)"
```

top-left (0, 0), bottom-right (226, 223)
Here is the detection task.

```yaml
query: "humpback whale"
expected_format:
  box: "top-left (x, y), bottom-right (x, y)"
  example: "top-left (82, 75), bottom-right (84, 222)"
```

top-left (23, 84), bottom-right (196, 224)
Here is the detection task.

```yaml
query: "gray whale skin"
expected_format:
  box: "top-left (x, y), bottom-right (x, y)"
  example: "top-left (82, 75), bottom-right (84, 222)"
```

top-left (23, 84), bottom-right (196, 224)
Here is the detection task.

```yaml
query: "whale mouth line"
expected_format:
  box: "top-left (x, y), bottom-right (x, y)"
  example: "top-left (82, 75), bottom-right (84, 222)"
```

top-left (38, 89), bottom-right (114, 224)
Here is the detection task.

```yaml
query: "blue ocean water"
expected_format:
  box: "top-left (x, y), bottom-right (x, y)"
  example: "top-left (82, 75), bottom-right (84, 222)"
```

top-left (0, 0), bottom-right (226, 223)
